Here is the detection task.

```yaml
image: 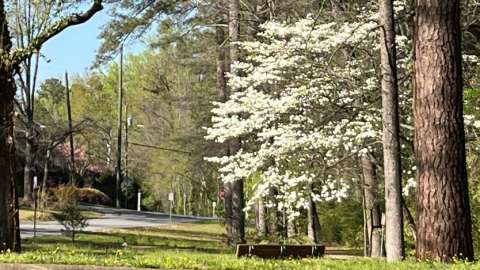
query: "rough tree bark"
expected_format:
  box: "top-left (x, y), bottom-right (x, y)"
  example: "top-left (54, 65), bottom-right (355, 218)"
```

top-left (0, 1), bottom-right (20, 251)
top-left (229, 0), bottom-right (245, 246)
top-left (379, 0), bottom-right (404, 261)
top-left (361, 153), bottom-right (383, 257)
top-left (414, 0), bottom-right (474, 261)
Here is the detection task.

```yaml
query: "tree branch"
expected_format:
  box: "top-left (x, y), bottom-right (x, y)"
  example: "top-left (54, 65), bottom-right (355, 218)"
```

top-left (11, 0), bottom-right (103, 64)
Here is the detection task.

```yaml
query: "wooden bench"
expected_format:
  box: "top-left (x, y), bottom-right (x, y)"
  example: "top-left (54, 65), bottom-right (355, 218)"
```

top-left (236, 244), bottom-right (325, 259)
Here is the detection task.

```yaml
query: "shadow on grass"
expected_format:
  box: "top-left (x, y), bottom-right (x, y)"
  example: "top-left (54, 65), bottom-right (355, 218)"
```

top-left (135, 227), bottom-right (226, 240)
top-left (23, 229), bottom-right (232, 255)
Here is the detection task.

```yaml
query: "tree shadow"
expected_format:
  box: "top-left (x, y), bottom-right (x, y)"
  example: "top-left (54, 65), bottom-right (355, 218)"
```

top-left (23, 228), bottom-right (233, 255)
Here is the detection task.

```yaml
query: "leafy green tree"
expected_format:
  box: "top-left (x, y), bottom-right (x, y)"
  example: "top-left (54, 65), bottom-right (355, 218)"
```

top-left (0, 0), bottom-right (103, 252)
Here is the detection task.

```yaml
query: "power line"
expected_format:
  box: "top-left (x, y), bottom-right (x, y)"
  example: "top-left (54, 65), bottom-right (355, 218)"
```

top-left (130, 142), bottom-right (191, 155)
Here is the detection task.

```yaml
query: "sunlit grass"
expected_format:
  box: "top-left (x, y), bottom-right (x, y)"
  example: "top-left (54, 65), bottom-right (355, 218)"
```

top-left (0, 221), bottom-right (478, 269)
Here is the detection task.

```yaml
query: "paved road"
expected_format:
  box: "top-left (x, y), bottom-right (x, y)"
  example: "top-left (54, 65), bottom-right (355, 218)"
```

top-left (20, 205), bottom-right (216, 238)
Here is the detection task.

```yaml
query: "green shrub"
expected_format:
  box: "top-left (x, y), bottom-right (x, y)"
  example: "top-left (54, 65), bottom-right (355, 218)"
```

top-left (76, 187), bottom-right (111, 205)
top-left (52, 186), bottom-right (88, 243)
top-left (52, 200), bottom-right (88, 243)
top-left (52, 185), bottom-right (77, 208)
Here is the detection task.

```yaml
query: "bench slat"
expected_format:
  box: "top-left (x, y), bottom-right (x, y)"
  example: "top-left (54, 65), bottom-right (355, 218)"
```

top-left (236, 244), bottom-right (325, 259)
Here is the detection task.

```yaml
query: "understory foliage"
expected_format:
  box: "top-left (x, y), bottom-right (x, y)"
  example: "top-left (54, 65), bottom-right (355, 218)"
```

top-left (35, 22), bottom-right (218, 215)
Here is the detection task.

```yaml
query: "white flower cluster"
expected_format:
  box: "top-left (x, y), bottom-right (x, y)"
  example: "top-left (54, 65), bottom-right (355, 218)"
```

top-left (205, 6), bottom-right (417, 218)
top-left (464, 115), bottom-right (480, 133)
top-left (403, 177), bottom-right (416, 197)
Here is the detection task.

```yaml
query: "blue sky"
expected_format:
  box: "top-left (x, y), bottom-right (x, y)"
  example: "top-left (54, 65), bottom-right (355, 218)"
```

top-left (37, 9), bottom-right (145, 83)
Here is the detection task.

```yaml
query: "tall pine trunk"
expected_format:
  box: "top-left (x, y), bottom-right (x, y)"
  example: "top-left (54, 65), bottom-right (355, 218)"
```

top-left (414, 0), bottom-right (474, 261)
top-left (0, 0), bottom-right (20, 251)
top-left (215, 8), bottom-right (233, 245)
top-left (379, 0), bottom-right (404, 261)
top-left (361, 153), bottom-right (383, 257)
top-left (229, 0), bottom-right (245, 246)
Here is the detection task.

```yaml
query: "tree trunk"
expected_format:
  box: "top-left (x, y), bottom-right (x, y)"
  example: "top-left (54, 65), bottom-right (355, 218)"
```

top-left (23, 127), bottom-right (33, 201)
top-left (39, 148), bottom-right (51, 209)
top-left (287, 218), bottom-right (296, 238)
top-left (361, 153), bottom-right (383, 258)
top-left (215, 9), bottom-right (234, 245)
top-left (0, 0), bottom-right (20, 251)
top-left (0, 93), bottom-right (19, 253)
top-left (362, 194), bottom-right (368, 257)
top-left (231, 174), bottom-right (245, 245)
top-left (256, 198), bottom-right (267, 238)
top-left (379, 0), bottom-right (404, 261)
top-left (229, 0), bottom-right (245, 246)
top-left (307, 184), bottom-right (321, 244)
top-left (223, 182), bottom-right (233, 243)
top-left (268, 187), bottom-right (280, 239)
top-left (414, 0), bottom-right (474, 261)
top-left (215, 9), bottom-right (229, 102)
top-left (65, 72), bottom-right (76, 186)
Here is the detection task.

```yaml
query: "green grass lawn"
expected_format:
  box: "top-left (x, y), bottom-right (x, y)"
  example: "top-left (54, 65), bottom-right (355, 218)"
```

top-left (0, 221), bottom-right (477, 269)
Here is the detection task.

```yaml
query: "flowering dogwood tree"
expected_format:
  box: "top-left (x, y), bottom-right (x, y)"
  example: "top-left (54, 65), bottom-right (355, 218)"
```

top-left (205, 1), bottom-right (480, 220)
top-left (206, 12), bottom-right (386, 219)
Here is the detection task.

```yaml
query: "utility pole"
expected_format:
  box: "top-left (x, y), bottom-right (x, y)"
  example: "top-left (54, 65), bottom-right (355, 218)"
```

top-left (125, 109), bottom-right (131, 181)
top-left (116, 45), bottom-right (124, 208)
top-left (65, 72), bottom-right (75, 186)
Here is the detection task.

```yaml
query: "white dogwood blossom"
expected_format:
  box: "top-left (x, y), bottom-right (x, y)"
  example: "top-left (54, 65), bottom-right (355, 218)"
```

top-left (206, 13), bottom-right (386, 218)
